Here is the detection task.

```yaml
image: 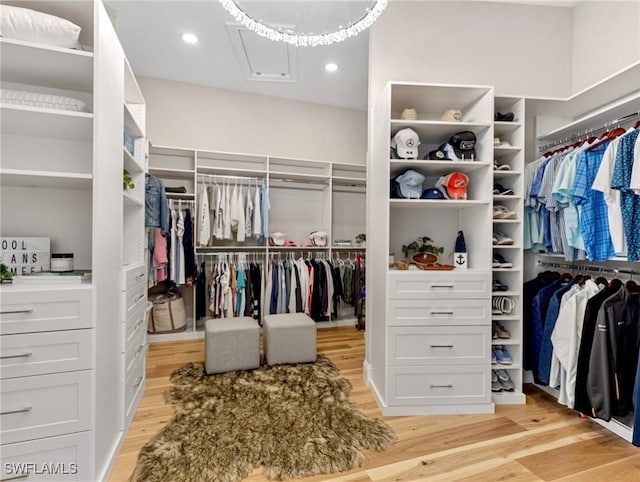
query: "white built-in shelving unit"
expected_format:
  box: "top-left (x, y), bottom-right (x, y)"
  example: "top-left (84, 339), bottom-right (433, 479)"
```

top-left (147, 144), bottom-right (366, 342)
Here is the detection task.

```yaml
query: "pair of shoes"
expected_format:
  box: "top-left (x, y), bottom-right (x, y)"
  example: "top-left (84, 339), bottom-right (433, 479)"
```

top-left (493, 137), bottom-right (501, 147)
top-left (493, 160), bottom-right (511, 171)
top-left (492, 254), bottom-right (513, 268)
top-left (493, 232), bottom-right (514, 245)
top-left (493, 183), bottom-right (514, 196)
top-left (493, 296), bottom-right (515, 314)
top-left (492, 369), bottom-right (516, 391)
top-left (493, 205), bottom-right (517, 219)
top-left (495, 112), bottom-right (515, 122)
top-left (493, 321), bottom-right (511, 339)
top-left (492, 278), bottom-right (509, 291)
top-left (493, 345), bottom-right (513, 365)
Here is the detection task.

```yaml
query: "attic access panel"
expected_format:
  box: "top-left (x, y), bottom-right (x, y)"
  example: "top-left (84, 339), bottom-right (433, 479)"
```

top-left (226, 22), bottom-right (297, 83)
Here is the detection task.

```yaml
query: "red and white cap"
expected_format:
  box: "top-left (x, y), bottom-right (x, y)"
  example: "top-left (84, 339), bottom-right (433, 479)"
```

top-left (436, 172), bottom-right (469, 199)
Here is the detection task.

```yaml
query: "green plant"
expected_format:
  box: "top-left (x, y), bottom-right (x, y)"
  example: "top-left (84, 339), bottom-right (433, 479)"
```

top-left (401, 236), bottom-right (444, 259)
top-left (123, 169), bottom-right (135, 191)
top-left (0, 263), bottom-right (13, 283)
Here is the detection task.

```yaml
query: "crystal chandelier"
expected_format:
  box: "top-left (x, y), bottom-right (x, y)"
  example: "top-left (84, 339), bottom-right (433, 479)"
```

top-left (219, 0), bottom-right (388, 47)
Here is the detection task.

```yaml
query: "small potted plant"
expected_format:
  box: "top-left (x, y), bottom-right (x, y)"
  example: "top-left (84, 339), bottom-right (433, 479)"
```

top-left (402, 236), bottom-right (444, 269)
top-left (0, 263), bottom-right (13, 283)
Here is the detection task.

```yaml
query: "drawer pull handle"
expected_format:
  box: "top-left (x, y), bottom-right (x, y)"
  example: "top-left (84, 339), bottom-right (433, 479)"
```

top-left (0, 309), bottom-right (33, 315)
top-left (136, 273), bottom-right (145, 279)
top-left (134, 376), bottom-right (144, 387)
top-left (430, 344), bottom-right (453, 348)
top-left (136, 318), bottom-right (145, 328)
top-left (135, 344), bottom-right (144, 354)
top-left (430, 285), bottom-right (454, 288)
top-left (0, 352), bottom-right (32, 360)
top-left (429, 384), bottom-right (453, 388)
top-left (430, 311), bottom-right (454, 315)
top-left (1, 474), bottom-right (30, 481)
top-left (134, 294), bottom-right (145, 303)
top-left (0, 406), bottom-right (32, 416)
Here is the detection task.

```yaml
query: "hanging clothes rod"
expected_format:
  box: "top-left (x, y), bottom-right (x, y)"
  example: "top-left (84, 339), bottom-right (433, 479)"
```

top-left (538, 109), bottom-right (640, 153)
top-left (197, 173), bottom-right (263, 182)
top-left (537, 260), bottom-right (638, 277)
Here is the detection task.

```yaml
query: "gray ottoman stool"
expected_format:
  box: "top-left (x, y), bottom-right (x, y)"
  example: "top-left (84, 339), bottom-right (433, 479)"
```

top-left (205, 317), bottom-right (260, 374)
top-left (263, 313), bottom-right (317, 366)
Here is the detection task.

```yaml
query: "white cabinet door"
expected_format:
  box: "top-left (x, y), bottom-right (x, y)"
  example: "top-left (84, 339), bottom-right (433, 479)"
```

top-left (1, 371), bottom-right (92, 444)
top-left (122, 263), bottom-right (146, 292)
top-left (0, 330), bottom-right (93, 379)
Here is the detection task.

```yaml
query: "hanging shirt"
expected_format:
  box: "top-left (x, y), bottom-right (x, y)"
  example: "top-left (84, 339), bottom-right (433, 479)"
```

top-left (245, 186), bottom-right (253, 238)
top-left (259, 185), bottom-right (270, 244)
top-left (236, 265), bottom-right (246, 317)
top-left (197, 184), bottom-right (210, 246)
top-left (213, 185), bottom-right (223, 240)
top-left (176, 209), bottom-right (186, 285)
top-left (630, 133), bottom-right (640, 194)
top-left (170, 209), bottom-right (177, 282)
top-left (236, 186), bottom-right (246, 242)
top-left (230, 183), bottom-right (240, 231)
top-left (592, 136), bottom-right (627, 256)
top-left (223, 183), bottom-right (232, 240)
top-left (253, 186), bottom-right (261, 238)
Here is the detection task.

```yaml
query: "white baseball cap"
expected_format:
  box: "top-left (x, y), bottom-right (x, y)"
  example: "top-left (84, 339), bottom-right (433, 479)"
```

top-left (309, 231), bottom-right (327, 247)
top-left (271, 232), bottom-right (285, 246)
top-left (391, 128), bottom-right (420, 159)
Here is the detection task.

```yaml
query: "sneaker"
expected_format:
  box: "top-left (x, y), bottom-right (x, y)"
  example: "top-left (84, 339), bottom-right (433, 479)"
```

top-left (493, 232), bottom-right (514, 245)
top-left (493, 321), bottom-right (511, 339)
top-left (491, 348), bottom-right (497, 364)
top-left (495, 112), bottom-right (515, 122)
top-left (495, 369), bottom-right (515, 391)
top-left (494, 345), bottom-right (512, 365)
top-left (492, 279), bottom-right (509, 291)
top-left (493, 183), bottom-right (515, 196)
top-left (494, 160), bottom-right (511, 171)
top-left (493, 253), bottom-right (513, 268)
top-left (493, 205), bottom-right (517, 219)
top-left (491, 370), bottom-right (503, 392)
top-left (455, 230), bottom-right (467, 252)
top-left (493, 296), bottom-right (515, 314)
top-left (499, 140), bottom-right (513, 148)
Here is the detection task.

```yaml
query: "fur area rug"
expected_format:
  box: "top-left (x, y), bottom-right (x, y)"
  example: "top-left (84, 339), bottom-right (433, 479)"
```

top-left (131, 356), bottom-right (395, 482)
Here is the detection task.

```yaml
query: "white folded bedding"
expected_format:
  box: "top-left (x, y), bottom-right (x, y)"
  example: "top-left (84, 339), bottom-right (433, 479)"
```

top-left (1, 88), bottom-right (87, 112)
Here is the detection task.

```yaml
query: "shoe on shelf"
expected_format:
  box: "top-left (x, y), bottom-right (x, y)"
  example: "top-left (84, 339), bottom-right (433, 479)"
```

top-left (492, 348), bottom-right (498, 364)
top-left (499, 140), bottom-right (513, 148)
top-left (493, 296), bottom-right (515, 314)
top-left (495, 112), bottom-right (515, 122)
top-left (495, 369), bottom-right (516, 391)
top-left (494, 160), bottom-right (511, 171)
top-left (492, 278), bottom-right (509, 290)
top-left (493, 205), bottom-right (517, 219)
top-left (491, 370), bottom-right (503, 392)
top-left (493, 253), bottom-right (513, 268)
top-left (493, 232), bottom-right (514, 245)
top-left (493, 321), bottom-right (511, 339)
top-left (494, 345), bottom-right (513, 365)
top-left (492, 307), bottom-right (503, 315)
top-left (493, 183), bottom-right (515, 196)
top-left (493, 137), bottom-right (501, 147)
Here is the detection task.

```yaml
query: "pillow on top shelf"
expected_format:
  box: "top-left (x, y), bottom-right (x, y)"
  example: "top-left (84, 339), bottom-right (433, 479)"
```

top-left (0, 5), bottom-right (81, 48)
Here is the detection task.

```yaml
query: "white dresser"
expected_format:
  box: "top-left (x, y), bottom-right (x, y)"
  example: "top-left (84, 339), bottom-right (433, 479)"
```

top-left (0, 284), bottom-right (94, 480)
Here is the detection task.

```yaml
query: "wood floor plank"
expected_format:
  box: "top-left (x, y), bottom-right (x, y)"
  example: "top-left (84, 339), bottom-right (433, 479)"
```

top-left (109, 327), bottom-right (638, 482)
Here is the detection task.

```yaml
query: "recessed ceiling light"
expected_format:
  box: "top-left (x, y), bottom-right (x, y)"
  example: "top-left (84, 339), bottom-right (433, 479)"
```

top-left (182, 33), bottom-right (199, 44)
top-left (324, 63), bottom-right (338, 72)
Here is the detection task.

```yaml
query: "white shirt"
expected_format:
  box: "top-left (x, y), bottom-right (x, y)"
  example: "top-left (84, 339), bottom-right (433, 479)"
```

top-left (197, 184), bottom-right (210, 246)
top-left (236, 186), bottom-right (246, 242)
top-left (223, 183), bottom-right (231, 240)
top-left (592, 136), bottom-right (627, 256)
top-left (213, 185), bottom-right (223, 240)
top-left (230, 184), bottom-right (240, 230)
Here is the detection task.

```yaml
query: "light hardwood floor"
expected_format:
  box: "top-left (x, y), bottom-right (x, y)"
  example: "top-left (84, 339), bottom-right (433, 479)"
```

top-left (110, 327), bottom-right (640, 481)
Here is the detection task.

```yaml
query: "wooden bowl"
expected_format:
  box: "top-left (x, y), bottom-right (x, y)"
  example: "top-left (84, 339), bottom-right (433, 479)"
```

top-left (412, 252), bottom-right (438, 270)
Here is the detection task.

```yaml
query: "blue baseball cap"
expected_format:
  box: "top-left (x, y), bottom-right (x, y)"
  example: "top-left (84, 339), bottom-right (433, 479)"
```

top-left (421, 188), bottom-right (446, 199)
top-left (394, 169), bottom-right (425, 199)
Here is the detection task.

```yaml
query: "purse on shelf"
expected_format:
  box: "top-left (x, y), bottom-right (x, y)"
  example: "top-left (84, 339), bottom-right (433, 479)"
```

top-left (148, 291), bottom-right (187, 333)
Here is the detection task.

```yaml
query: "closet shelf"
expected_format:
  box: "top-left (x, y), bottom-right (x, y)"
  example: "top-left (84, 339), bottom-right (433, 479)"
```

top-left (196, 165), bottom-right (267, 178)
top-left (268, 246), bottom-right (330, 251)
top-left (197, 246), bottom-right (266, 251)
top-left (492, 363), bottom-right (522, 370)
top-left (491, 339), bottom-right (521, 346)
top-left (390, 120), bottom-right (491, 143)
top-left (123, 191), bottom-right (143, 207)
top-left (493, 146), bottom-right (522, 153)
top-left (492, 315), bottom-right (520, 321)
top-left (390, 199), bottom-right (489, 208)
top-left (493, 195), bottom-right (522, 200)
top-left (123, 148), bottom-right (145, 174)
top-left (0, 38), bottom-right (94, 93)
top-left (268, 171), bottom-right (330, 183)
top-left (166, 192), bottom-right (195, 200)
top-left (149, 167), bottom-right (194, 179)
top-left (491, 291), bottom-right (520, 296)
top-left (493, 245), bottom-right (522, 249)
top-left (1, 103), bottom-right (93, 141)
top-left (124, 103), bottom-right (144, 138)
top-left (493, 219), bottom-right (521, 224)
top-left (493, 170), bottom-right (522, 178)
top-left (331, 246), bottom-right (366, 251)
top-left (493, 121), bottom-right (522, 136)
top-left (535, 252), bottom-right (633, 263)
top-left (0, 169), bottom-right (92, 190)
top-left (492, 267), bottom-right (520, 272)
top-left (390, 160), bottom-right (491, 175)
top-left (332, 176), bottom-right (366, 187)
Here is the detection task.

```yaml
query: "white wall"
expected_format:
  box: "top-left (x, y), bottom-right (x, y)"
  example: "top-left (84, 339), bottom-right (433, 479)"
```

top-left (138, 77), bottom-right (367, 164)
top-left (572, 0), bottom-right (640, 93)
top-left (369, 1), bottom-right (574, 105)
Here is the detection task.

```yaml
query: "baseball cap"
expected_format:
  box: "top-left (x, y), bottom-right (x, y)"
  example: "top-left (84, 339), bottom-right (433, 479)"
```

top-left (271, 232), bottom-right (285, 246)
top-left (391, 128), bottom-right (420, 159)
top-left (436, 172), bottom-right (469, 199)
top-left (440, 109), bottom-right (463, 122)
top-left (425, 144), bottom-right (453, 161)
top-left (449, 131), bottom-right (476, 160)
top-left (401, 108), bottom-right (417, 120)
top-left (394, 169), bottom-right (425, 199)
top-left (309, 231), bottom-right (327, 247)
top-left (421, 188), bottom-right (446, 200)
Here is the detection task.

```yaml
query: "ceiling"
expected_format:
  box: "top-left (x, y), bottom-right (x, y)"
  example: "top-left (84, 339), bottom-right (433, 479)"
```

top-left (105, 1), bottom-right (580, 111)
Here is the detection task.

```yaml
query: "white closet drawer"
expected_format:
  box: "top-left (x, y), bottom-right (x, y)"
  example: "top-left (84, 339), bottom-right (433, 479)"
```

top-left (389, 326), bottom-right (490, 366)
top-left (1, 431), bottom-right (92, 481)
top-left (125, 321), bottom-right (146, 373)
top-left (0, 330), bottom-right (93, 379)
top-left (388, 271), bottom-right (490, 299)
top-left (388, 299), bottom-right (490, 326)
top-left (389, 366), bottom-right (490, 406)
top-left (124, 352), bottom-right (145, 424)
top-left (124, 301), bottom-right (149, 347)
top-left (0, 287), bottom-right (93, 335)
top-left (1, 371), bottom-right (92, 445)
top-left (122, 263), bottom-right (146, 292)
top-left (123, 284), bottom-right (146, 321)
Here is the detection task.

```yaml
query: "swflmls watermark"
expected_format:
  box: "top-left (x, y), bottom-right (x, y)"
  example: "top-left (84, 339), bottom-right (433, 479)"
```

top-left (3, 462), bottom-right (78, 476)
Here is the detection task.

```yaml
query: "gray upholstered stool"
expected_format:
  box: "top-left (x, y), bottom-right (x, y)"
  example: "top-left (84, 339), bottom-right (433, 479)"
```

top-left (263, 313), bottom-right (317, 366)
top-left (205, 317), bottom-right (260, 374)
